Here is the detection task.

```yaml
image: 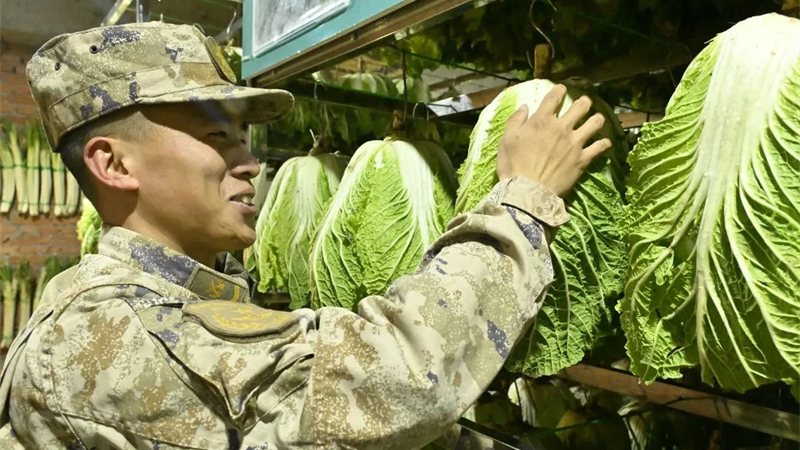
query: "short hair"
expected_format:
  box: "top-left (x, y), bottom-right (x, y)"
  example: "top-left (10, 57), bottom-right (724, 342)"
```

top-left (56, 107), bottom-right (149, 204)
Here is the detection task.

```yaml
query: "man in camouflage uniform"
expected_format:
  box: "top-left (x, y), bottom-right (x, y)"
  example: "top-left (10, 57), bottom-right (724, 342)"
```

top-left (0, 22), bottom-right (610, 449)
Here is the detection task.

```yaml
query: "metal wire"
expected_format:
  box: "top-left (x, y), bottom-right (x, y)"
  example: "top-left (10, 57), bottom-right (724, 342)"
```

top-left (386, 1), bottom-right (689, 87)
top-left (401, 50), bottom-right (409, 123)
top-left (384, 44), bottom-right (522, 83)
top-left (527, 0), bottom-right (556, 64)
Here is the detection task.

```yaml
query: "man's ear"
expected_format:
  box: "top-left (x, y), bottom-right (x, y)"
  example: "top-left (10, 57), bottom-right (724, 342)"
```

top-left (83, 137), bottom-right (139, 192)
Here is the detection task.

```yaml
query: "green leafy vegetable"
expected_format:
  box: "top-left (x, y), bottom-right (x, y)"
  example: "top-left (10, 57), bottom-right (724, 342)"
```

top-left (0, 122), bottom-right (15, 213)
top-left (24, 124), bottom-right (40, 217)
top-left (7, 123), bottom-right (27, 215)
top-left (508, 378), bottom-right (576, 428)
top-left (339, 71), bottom-right (399, 99)
top-left (15, 261), bottom-right (32, 332)
top-left (396, 76), bottom-right (432, 103)
top-left (309, 138), bottom-right (457, 310)
top-left (77, 198), bottom-right (101, 256)
top-left (620, 13), bottom-right (800, 393)
top-left (253, 147), bottom-right (348, 309)
top-left (38, 124), bottom-right (52, 216)
top-left (617, 397), bottom-right (706, 450)
top-left (455, 78), bottom-right (629, 378)
top-left (1, 262), bottom-right (18, 350)
top-left (51, 150), bottom-right (66, 217)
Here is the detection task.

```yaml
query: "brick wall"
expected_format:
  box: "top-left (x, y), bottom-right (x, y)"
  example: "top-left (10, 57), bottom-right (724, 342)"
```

top-left (0, 210), bottom-right (80, 266)
top-left (0, 41), bottom-right (39, 123)
top-left (1, 40), bottom-right (81, 266)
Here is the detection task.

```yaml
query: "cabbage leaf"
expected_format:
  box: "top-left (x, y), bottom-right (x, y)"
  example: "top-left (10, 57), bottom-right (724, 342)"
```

top-left (620, 13), bottom-right (800, 392)
top-left (455, 79), bottom-right (629, 377)
top-left (309, 138), bottom-right (457, 310)
top-left (253, 152), bottom-right (348, 309)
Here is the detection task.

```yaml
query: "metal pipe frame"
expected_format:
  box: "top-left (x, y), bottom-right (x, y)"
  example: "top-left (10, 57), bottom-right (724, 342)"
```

top-left (101, 0), bottom-right (135, 26)
top-left (136, 0), bottom-right (151, 23)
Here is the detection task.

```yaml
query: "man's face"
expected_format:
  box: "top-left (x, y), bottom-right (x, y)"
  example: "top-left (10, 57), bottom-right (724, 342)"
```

top-left (126, 102), bottom-right (259, 263)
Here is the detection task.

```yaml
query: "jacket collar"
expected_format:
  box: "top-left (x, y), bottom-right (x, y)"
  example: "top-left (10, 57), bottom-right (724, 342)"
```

top-left (98, 226), bottom-right (254, 303)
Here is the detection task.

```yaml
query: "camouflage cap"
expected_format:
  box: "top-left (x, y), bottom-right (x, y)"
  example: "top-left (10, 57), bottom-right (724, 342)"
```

top-left (27, 21), bottom-right (295, 151)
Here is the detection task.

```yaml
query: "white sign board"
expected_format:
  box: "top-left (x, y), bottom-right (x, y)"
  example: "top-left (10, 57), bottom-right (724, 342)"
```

top-left (252, 0), bottom-right (351, 56)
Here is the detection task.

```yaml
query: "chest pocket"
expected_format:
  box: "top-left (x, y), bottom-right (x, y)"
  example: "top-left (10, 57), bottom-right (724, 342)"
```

top-left (137, 300), bottom-right (314, 431)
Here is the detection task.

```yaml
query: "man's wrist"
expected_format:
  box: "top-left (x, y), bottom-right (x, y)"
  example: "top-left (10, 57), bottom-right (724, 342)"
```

top-left (498, 175), bottom-right (569, 228)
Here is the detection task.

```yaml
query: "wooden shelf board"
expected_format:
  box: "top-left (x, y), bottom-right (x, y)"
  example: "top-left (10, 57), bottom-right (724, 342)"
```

top-left (558, 364), bottom-right (800, 442)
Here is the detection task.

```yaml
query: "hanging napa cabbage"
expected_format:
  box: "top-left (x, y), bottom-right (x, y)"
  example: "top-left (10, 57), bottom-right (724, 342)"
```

top-left (309, 132), bottom-right (458, 311)
top-left (336, 64), bottom-right (401, 141)
top-left (620, 13), bottom-right (800, 394)
top-left (252, 144), bottom-right (348, 309)
top-left (339, 69), bottom-right (399, 99)
top-left (395, 76), bottom-right (431, 103)
top-left (455, 79), bottom-right (629, 378)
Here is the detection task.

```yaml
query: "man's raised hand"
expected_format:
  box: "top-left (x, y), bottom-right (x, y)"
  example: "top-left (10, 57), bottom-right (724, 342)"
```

top-left (496, 84), bottom-right (612, 198)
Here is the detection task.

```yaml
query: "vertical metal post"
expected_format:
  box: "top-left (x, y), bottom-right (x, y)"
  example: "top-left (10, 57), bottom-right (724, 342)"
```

top-left (136, 0), bottom-right (151, 22)
top-left (101, 0), bottom-right (134, 26)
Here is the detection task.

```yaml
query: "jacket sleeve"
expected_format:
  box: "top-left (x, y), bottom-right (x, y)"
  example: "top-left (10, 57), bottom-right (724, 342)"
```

top-left (301, 175), bottom-right (569, 449)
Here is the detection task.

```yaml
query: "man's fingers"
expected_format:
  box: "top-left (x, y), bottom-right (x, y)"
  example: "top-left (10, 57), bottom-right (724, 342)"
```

top-left (533, 84), bottom-right (568, 118)
top-left (561, 95), bottom-right (593, 129)
top-left (574, 112), bottom-right (606, 144)
top-left (506, 104), bottom-right (529, 129)
top-left (581, 138), bottom-right (613, 165)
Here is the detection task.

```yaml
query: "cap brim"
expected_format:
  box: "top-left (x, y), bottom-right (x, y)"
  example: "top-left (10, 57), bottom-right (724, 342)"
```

top-left (139, 84), bottom-right (295, 124)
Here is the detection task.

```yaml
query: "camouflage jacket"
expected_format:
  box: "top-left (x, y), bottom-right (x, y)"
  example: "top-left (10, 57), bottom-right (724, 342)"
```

top-left (0, 176), bottom-right (568, 450)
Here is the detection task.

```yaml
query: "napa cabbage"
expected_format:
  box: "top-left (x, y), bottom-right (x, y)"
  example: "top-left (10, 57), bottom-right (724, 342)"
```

top-left (339, 71), bottom-right (399, 98)
top-left (620, 13), bottom-right (800, 393)
top-left (455, 78), bottom-right (629, 377)
top-left (309, 138), bottom-right (457, 310)
top-left (395, 77), bottom-right (431, 103)
top-left (252, 149), bottom-right (348, 309)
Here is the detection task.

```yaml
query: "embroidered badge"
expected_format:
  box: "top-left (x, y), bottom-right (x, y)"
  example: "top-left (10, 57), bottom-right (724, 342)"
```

top-left (205, 37), bottom-right (237, 84)
top-left (183, 300), bottom-right (296, 338)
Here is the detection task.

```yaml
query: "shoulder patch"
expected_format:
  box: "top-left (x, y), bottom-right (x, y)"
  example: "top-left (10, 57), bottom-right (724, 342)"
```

top-left (182, 300), bottom-right (297, 338)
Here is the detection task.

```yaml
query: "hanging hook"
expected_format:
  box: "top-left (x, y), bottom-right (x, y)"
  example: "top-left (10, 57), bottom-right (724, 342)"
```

top-left (226, 9), bottom-right (238, 39)
top-left (401, 50), bottom-right (409, 125)
top-left (313, 80), bottom-right (327, 104)
top-left (526, 0), bottom-right (556, 76)
top-left (311, 81), bottom-right (328, 140)
top-left (412, 102), bottom-right (430, 122)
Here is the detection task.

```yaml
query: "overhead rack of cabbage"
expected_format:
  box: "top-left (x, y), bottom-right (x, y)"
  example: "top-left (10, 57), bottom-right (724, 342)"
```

top-left (248, 13), bottom-right (799, 413)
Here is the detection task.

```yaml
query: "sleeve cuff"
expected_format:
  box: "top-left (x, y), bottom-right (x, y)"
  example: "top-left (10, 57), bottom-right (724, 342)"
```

top-left (495, 176), bottom-right (570, 228)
